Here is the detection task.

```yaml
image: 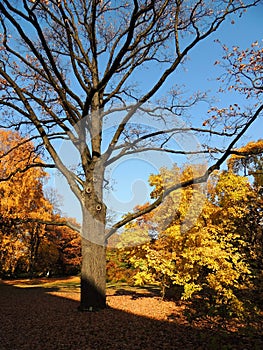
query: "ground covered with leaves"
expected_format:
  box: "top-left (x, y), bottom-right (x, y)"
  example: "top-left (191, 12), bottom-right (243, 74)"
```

top-left (0, 277), bottom-right (262, 350)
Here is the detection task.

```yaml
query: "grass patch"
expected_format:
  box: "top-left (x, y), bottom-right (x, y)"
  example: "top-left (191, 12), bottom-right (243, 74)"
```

top-left (1, 276), bottom-right (81, 291)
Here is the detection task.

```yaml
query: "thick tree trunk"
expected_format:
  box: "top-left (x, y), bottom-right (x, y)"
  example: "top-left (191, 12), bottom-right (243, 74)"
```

top-left (79, 186), bottom-right (107, 311)
top-left (78, 97), bottom-right (107, 309)
top-left (80, 237), bottom-right (106, 310)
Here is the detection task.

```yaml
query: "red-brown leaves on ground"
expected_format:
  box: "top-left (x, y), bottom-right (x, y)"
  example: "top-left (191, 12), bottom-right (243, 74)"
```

top-left (0, 277), bottom-right (262, 350)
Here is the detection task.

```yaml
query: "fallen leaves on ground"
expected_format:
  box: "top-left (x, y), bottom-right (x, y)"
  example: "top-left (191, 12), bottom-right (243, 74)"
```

top-left (0, 277), bottom-right (262, 350)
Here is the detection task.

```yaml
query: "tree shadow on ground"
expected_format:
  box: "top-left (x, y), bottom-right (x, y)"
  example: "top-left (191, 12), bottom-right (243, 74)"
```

top-left (109, 284), bottom-right (160, 299)
top-left (0, 283), bottom-right (262, 350)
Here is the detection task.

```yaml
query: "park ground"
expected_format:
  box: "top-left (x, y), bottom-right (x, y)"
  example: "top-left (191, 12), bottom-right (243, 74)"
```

top-left (0, 277), bottom-right (262, 350)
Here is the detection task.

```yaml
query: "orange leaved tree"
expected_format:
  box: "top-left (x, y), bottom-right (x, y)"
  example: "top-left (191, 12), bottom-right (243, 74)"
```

top-left (0, 129), bottom-right (52, 275)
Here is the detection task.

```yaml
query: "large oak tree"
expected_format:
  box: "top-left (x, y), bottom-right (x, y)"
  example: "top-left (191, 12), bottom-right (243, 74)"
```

top-left (0, 0), bottom-right (262, 310)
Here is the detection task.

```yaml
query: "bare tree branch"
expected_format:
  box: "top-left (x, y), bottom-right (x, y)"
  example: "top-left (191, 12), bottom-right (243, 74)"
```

top-left (105, 104), bottom-right (263, 242)
top-left (11, 217), bottom-right (81, 234)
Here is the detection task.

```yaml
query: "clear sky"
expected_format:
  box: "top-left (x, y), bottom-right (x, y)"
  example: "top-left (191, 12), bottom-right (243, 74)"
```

top-left (50, 4), bottom-right (263, 224)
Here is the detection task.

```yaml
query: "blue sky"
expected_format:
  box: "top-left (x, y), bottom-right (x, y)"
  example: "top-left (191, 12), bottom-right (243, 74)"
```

top-left (50, 4), bottom-right (263, 224)
top-left (173, 4), bottom-right (263, 141)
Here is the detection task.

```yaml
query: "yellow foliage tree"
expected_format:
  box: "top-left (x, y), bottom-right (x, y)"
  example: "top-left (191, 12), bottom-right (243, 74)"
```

top-left (0, 130), bottom-right (52, 275)
top-left (128, 166), bottom-right (258, 317)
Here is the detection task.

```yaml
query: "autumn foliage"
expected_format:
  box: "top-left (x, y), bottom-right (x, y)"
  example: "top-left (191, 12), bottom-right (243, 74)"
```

top-left (0, 130), bottom-right (81, 277)
top-left (111, 150), bottom-right (263, 319)
top-left (1, 128), bottom-right (262, 321)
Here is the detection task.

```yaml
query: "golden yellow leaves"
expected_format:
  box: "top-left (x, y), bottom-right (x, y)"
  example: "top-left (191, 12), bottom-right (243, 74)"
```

top-left (0, 130), bottom-right (68, 275)
top-left (227, 139), bottom-right (263, 173)
top-left (0, 130), bottom-right (52, 222)
top-left (124, 164), bottom-right (259, 316)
